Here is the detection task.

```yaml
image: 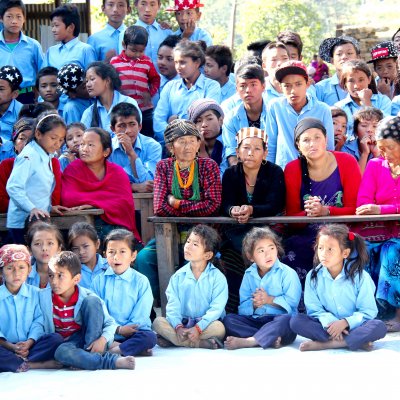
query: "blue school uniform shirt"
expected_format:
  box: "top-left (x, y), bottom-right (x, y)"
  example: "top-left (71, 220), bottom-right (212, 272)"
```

top-left (81, 90), bottom-right (141, 135)
top-left (87, 23), bottom-right (126, 61)
top-left (44, 37), bottom-right (96, 70)
top-left (266, 94), bottom-right (335, 170)
top-left (0, 139), bottom-right (15, 162)
top-left (221, 79), bottom-right (236, 103)
top-left (27, 262), bottom-right (50, 288)
top-left (222, 100), bottom-right (269, 160)
top-left (109, 133), bottom-right (162, 183)
top-left (391, 95), bottom-right (400, 116)
top-left (153, 74), bottom-right (221, 143)
top-left (0, 99), bottom-right (23, 142)
top-left (152, 74), bottom-right (180, 108)
top-left (63, 98), bottom-right (93, 125)
top-left (238, 259), bottom-right (301, 317)
top-left (79, 254), bottom-right (109, 290)
top-left (304, 265), bottom-right (378, 330)
top-left (39, 285), bottom-right (117, 346)
top-left (173, 27), bottom-right (212, 46)
top-left (335, 93), bottom-right (392, 133)
top-left (315, 73), bottom-right (348, 106)
top-left (37, 94), bottom-right (67, 118)
top-left (165, 262), bottom-right (228, 332)
top-left (0, 283), bottom-right (45, 343)
top-left (0, 31), bottom-right (44, 89)
top-left (6, 140), bottom-right (55, 228)
top-left (91, 267), bottom-right (153, 331)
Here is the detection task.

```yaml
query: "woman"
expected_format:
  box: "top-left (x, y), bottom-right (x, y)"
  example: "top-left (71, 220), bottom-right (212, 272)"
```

top-left (81, 62), bottom-right (141, 134)
top-left (61, 127), bottom-right (141, 242)
top-left (135, 119), bottom-right (222, 302)
top-left (221, 126), bottom-right (285, 312)
top-left (284, 117), bottom-right (361, 285)
top-left (355, 116), bottom-right (400, 331)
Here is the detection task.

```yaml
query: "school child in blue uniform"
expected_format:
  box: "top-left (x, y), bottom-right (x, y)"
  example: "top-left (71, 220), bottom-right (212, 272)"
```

top-left (0, 0), bottom-right (44, 104)
top-left (68, 222), bottom-right (108, 289)
top-left (0, 244), bottom-right (63, 373)
top-left (36, 67), bottom-right (65, 116)
top-left (0, 65), bottom-right (23, 142)
top-left (153, 225), bottom-right (228, 349)
top-left (91, 229), bottom-right (156, 357)
top-left (44, 4), bottom-right (96, 70)
top-left (223, 227), bottom-right (301, 350)
top-left (6, 112), bottom-right (68, 244)
top-left (58, 122), bottom-right (85, 171)
top-left (40, 251), bottom-right (135, 370)
top-left (88, 0), bottom-right (131, 61)
top-left (290, 224), bottom-right (387, 351)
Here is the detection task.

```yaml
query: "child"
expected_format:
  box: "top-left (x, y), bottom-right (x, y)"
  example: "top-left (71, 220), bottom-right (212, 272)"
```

top-left (342, 107), bottom-right (383, 174)
top-left (167, 0), bottom-right (212, 46)
top-left (0, 65), bottom-right (23, 141)
top-left (44, 4), bottom-right (96, 70)
top-left (27, 221), bottom-right (64, 289)
top-left (331, 106), bottom-right (348, 151)
top-left (87, 0), bottom-right (131, 61)
top-left (0, 244), bottom-right (63, 372)
top-left (368, 41), bottom-right (399, 100)
top-left (204, 45), bottom-right (235, 102)
top-left (290, 224), bottom-right (387, 351)
top-left (153, 225), bottom-right (228, 349)
top-left (110, 25), bottom-right (160, 138)
top-left (335, 60), bottom-right (392, 133)
top-left (58, 122), bottom-right (85, 171)
top-left (266, 60), bottom-right (334, 169)
top-left (68, 222), bottom-right (108, 289)
top-left (81, 61), bottom-right (141, 135)
top-left (0, 0), bottom-right (44, 104)
top-left (40, 251), bottom-right (135, 370)
top-left (109, 102), bottom-right (161, 193)
top-left (276, 30), bottom-right (303, 61)
top-left (36, 67), bottom-right (64, 116)
top-left (91, 229), bottom-right (156, 356)
top-left (6, 111), bottom-right (68, 243)
top-left (223, 227), bottom-right (301, 350)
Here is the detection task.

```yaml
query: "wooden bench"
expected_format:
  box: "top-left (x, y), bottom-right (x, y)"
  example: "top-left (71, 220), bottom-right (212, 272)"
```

top-left (133, 193), bottom-right (154, 244)
top-left (148, 214), bottom-right (400, 315)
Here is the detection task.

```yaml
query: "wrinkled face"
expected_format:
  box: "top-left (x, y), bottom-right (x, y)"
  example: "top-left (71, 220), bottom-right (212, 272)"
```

top-left (106, 240), bottom-right (136, 275)
top-left (250, 238), bottom-right (278, 273)
top-left (377, 138), bottom-right (400, 165)
top-left (35, 125), bottom-right (66, 154)
top-left (157, 45), bottom-right (176, 79)
top-left (236, 77), bottom-right (265, 106)
top-left (170, 135), bottom-right (200, 163)
top-left (135, 0), bottom-right (160, 25)
top-left (236, 137), bottom-right (267, 168)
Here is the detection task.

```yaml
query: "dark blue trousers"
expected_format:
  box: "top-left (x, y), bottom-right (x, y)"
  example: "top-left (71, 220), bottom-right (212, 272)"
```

top-left (118, 330), bottom-right (157, 356)
top-left (223, 313), bottom-right (296, 349)
top-left (290, 314), bottom-right (387, 350)
top-left (0, 333), bottom-right (63, 372)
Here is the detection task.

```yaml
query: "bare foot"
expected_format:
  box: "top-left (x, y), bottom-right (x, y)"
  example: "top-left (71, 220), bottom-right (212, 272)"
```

top-left (361, 342), bottom-right (374, 351)
top-left (299, 339), bottom-right (346, 352)
top-left (224, 336), bottom-right (258, 350)
top-left (385, 319), bottom-right (400, 332)
top-left (273, 336), bottom-right (282, 349)
top-left (108, 345), bottom-right (121, 354)
top-left (199, 337), bottom-right (224, 350)
top-left (138, 349), bottom-right (153, 357)
top-left (115, 356), bottom-right (135, 370)
top-left (28, 359), bottom-right (63, 370)
top-left (157, 335), bottom-right (173, 348)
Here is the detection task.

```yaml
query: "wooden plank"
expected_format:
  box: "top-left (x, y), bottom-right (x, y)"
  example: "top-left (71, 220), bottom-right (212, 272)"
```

top-left (133, 193), bottom-right (154, 244)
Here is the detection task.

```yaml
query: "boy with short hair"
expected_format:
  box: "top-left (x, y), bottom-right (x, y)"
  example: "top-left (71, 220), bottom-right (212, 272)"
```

top-left (111, 25), bottom-right (160, 138)
top-left (0, 0), bottom-right (44, 104)
top-left (0, 65), bottom-right (23, 141)
top-left (167, 0), bottom-right (212, 46)
top-left (87, 0), bottom-right (131, 61)
top-left (109, 102), bottom-right (161, 193)
top-left (40, 251), bottom-right (135, 370)
top-left (44, 4), bottom-right (96, 70)
top-left (266, 60), bottom-right (334, 169)
top-left (0, 244), bottom-right (63, 373)
top-left (205, 45), bottom-right (235, 102)
top-left (276, 30), bottom-right (303, 60)
top-left (36, 67), bottom-right (64, 116)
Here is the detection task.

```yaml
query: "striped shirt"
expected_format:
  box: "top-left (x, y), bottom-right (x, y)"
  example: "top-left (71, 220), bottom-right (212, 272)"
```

top-left (110, 51), bottom-right (160, 111)
top-left (52, 287), bottom-right (81, 338)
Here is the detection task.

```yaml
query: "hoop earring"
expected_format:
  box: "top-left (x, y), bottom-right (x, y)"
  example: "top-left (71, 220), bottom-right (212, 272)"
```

top-left (262, 159), bottom-right (267, 165)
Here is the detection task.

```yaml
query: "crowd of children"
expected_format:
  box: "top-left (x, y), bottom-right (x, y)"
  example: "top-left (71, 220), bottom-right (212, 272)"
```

top-left (0, 0), bottom-right (400, 372)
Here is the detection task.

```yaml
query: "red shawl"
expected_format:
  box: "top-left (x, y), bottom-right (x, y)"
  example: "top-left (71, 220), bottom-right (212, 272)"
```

top-left (61, 159), bottom-right (141, 241)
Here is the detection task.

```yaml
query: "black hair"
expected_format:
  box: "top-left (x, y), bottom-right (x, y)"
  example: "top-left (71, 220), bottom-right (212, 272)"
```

top-left (331, 106), bottom-right (348, 121)
top-left (206, 45), bottom-right (233, 77)
top-left (391, 28), bottom-right (400, 42)
top-left (67, 122), bottom-right (86, 132)
top-left (246, 39), bottom-right (271, 58)
top-left (174, 39), bottom-right (205, 67)
top-left (104, 228), bottom-right (140, 253)
top-left (134, 0), bottom-right (161, 5)
top-left (84, 127), bottom-right (112, 159)
top-left (32, 110), bottom-right (66, 137)
top-left (276, 31), bottom-right (303, 58)
top-left (86, 61), bottom-right (121, 91)
top-left (353, 106), bottom-right (383, 137)
top-left (26, 221), bottom-right (65, 249)
top-left (102, 0), bottom-right (130, 7)
top-left (261, 41), bottom-right (289, 61)
top-left (49, 251), bottom-right (82, 277)
top-left (158, 34), bottom-right (181, 51)
top-left (110, 102), bottom-right (142, 126)
top-left (340, 60), bottom-right (378, 94)
top-left (311, 224), bottom-right (369, 284)
top-left (242, 227), bottom-right (284, 266)
top-left (18, 102), bottom-right (56, 119)
top-left (234, 55), bottom-right (262, 73)
top-left (35, 66), bottom-right (59, 89)
top-left (123, 25), bottom-right (148, 47)
top-left (236, 63), bottom-right (265, 84)
top-left (0, 0), bottom-right (26, 18)
top-left (50, 4), bottom-right (80, 37)
top-left (68, 221), bottom-right (99, 249)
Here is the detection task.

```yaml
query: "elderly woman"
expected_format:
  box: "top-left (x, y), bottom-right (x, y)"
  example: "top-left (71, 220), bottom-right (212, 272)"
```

top-left (355, 116), bottom-right (400, 331)
top-left (135, 119), bottom-right (222, 302)
top-left (283, 117), bottom-right (361, 285)
top-left (61, 127), bottom-right (141, 241)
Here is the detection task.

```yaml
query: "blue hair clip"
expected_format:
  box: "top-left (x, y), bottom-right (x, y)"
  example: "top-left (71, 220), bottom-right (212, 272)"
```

top-left (215, 252), bottom-right (221, 259)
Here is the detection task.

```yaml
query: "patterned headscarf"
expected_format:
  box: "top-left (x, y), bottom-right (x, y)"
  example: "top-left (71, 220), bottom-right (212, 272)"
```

top-left (0, 244), bottom-right (31, 268)
top-left (57, 63), bottom-right (85, 93)
top-left (236, 127), bottom-right (268, 147)
top-left (376, 116), bottom-right (400, 142)
top-left (0, 65), bottom-right (23, 91)
top-left (164, 119), bottom-right (202, 145)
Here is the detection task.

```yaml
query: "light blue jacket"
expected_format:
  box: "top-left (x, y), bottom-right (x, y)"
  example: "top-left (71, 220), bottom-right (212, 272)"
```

top-left (392, 95), bottom-right (400, 116)
top-left (315, 73), bottom-right (348, 106)
top-left (173, 27), bottom-right (212, 46)
top-left (79, 254), bottom-right (109, 290)
top-left (0, 99), bottom-right (23, 142)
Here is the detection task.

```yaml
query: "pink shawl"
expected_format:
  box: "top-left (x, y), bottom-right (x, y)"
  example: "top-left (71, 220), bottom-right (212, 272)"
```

top-left (61, 159), bottom-right (141, 241)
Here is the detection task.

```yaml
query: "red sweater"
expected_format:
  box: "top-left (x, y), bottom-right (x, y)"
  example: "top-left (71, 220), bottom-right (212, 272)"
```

top-left (284, 151), bottom-right (361, 216)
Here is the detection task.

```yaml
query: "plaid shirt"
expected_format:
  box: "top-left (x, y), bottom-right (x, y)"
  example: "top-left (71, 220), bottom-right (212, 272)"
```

top-left (110, 51), bottom-right (160, 111)
top-left (154, 157), bottom-right (221, 216)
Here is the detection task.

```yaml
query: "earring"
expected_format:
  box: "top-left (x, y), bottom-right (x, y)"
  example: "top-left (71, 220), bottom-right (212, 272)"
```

top-left (262, 159), bottom-right (267, 165)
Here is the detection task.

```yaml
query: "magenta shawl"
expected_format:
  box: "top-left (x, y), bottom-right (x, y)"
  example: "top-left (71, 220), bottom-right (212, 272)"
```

top-left (61, 159), bottom-right (141, 241)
